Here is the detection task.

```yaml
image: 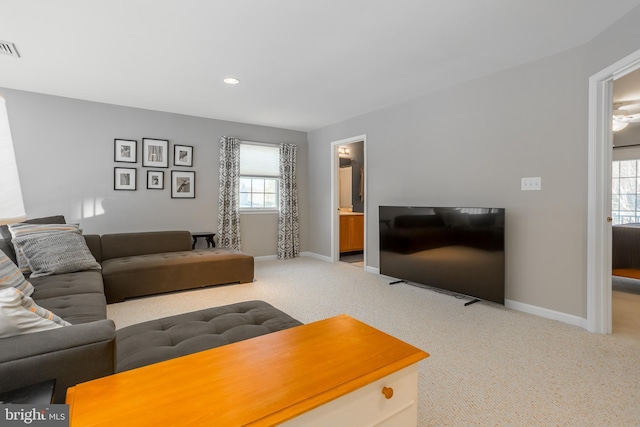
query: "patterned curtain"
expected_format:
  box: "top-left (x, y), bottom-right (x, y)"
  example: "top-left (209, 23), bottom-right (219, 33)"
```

top-left (278, 143), bottom-right (300, 259)
top-left (217, 137), bottom-right (241, 250)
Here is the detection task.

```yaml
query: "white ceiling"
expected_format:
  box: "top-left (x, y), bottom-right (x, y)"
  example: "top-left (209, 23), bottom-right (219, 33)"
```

top-left (2, 0), bottom-right (640, 132)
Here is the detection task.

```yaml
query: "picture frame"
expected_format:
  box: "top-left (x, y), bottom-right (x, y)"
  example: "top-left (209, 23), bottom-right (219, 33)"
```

top-left (142, 138), bottom-right (169, 168)
top-left (173, 144), bottom-right (193, 167)
top-left (147, 170), bottom-right (164, 190)
top-left (114, 139), bottom-right (137, 163)
top-left (114, 167), bottom-right (136, 191)
top-left (171, 170), bottom-right (195, 199)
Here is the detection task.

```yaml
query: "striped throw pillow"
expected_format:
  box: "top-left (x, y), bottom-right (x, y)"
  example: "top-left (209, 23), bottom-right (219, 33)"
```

top-left (8, 223), bottom-right (81, 275)
top-left (0, 249), bottom-right (34, 296)
top-left (12, 229), bottom-right (100, 278)
top-left (0, 288), bottom-right (70, 338)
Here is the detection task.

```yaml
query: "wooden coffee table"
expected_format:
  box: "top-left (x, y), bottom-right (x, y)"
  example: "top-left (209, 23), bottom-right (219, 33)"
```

top-left (66, 314), bottom-right (428, 426)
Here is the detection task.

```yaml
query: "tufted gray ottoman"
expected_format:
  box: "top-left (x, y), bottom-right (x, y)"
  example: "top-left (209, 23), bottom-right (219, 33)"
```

top-left (115, 300), bottom-right (302, 372)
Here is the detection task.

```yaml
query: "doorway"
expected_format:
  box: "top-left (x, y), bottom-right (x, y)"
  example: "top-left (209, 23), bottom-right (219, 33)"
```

top-left (588, 48), bottom-right (640, 334)
top-left (331, 135), bottom-right (367, 267)
top-left (610, 70), bottom-right (640, 339)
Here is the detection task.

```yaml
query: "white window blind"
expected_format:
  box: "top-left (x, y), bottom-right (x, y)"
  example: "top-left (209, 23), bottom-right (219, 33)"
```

top-left (240, 143), bottom-right (279, 177)
top-left (239, 142), bottom-right (279, 210)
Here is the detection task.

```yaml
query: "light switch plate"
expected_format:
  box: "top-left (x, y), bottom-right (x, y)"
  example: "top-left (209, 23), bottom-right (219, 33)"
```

top-left (521, 177), bottom-right (541, 191)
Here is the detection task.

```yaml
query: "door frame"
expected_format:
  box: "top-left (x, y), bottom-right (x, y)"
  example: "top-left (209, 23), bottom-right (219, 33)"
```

top-left (331, 134), bottom-right (367, 264)
top-left (587, 48), bottom-right (640, 333)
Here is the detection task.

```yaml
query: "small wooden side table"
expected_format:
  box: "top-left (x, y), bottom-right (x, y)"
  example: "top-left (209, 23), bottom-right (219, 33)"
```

top-left (191, 232), bottom-right (216, 249)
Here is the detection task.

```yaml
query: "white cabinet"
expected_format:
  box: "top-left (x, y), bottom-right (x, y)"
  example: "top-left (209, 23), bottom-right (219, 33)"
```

top-left (281, 365), bottom-right (419, 426)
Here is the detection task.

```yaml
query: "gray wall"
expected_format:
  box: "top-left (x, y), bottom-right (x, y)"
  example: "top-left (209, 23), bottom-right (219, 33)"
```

top-left (1, 88), bottom-right (308, 257)
top-left (308, 5), bottom-right (640, 319)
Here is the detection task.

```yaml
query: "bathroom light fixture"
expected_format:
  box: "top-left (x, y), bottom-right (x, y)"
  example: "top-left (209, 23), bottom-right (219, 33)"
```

top-left (223, 77), bottom-right (240, 85)
top-left (338, 146), bottom-right (350, 156)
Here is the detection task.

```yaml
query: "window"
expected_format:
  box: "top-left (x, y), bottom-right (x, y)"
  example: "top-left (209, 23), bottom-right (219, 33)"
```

top-left (239, 143), bottom-right (279, 210)
top-left (612, 159), bottom-right (640, 224)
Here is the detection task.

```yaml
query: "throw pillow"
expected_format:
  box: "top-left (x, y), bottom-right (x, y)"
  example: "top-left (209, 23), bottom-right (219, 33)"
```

top-left (0, 249), bottom-right (34, 296)
top-left (0, 287), bottom-right (70, 338)
top-left (8, 223), bottom-right (80, 275)
top-left (0, 214), bottom-right (67, 250)
top-left (11, 229), bottom-right (101, 278)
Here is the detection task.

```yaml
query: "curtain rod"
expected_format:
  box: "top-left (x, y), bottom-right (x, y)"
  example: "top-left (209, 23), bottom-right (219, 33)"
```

top-left (239, 139), bottom-right (280, 147)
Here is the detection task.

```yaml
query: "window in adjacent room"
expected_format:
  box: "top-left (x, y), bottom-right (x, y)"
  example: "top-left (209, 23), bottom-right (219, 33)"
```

top-left (239, 142), bottom-right (279, 210)
top-left (612, 159), bottom-right (640, 224)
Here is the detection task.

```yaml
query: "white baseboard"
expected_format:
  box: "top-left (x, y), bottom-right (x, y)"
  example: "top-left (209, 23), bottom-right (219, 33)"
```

top-left (301, 251), bottom-right (333, 262)
top-left (254, 252), bottom-right (333, 262)
top-left (505, 299), bottom-right (588, 329)
top-left (263, 253), bottom-right (589, 330)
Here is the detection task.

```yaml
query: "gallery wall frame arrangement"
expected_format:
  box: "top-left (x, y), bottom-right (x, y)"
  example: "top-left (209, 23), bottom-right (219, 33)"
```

top-left (174, 144), bottom-right (193, 167)
top-left (142, 138), bottom-right (169, 168)
top-left (114, 139), bottom-right (137, 163)
top-left (112, 136), bottom-right (197, 198)
top-left (114, 167), bottom-right (137, 191)
top-left (171, 170), bottom-right (195, 199)
top-left (147, 170), bottom-right (164, 190)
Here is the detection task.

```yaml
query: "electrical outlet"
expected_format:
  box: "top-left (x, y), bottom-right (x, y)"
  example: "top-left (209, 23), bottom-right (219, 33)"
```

top-left (521, 177), bottom-right (541, 191)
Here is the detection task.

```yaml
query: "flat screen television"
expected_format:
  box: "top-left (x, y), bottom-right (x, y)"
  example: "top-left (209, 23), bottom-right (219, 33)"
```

top-left (379, 206), bottom-right (505, 304)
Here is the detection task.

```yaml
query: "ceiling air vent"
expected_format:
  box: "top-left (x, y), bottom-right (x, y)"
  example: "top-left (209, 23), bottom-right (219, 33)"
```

top-left (0, 41), bottom-right (20, 58)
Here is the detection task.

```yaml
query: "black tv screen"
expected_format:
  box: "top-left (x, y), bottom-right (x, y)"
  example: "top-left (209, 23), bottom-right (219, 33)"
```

top-left (379, 206), bottom-right (505, 304)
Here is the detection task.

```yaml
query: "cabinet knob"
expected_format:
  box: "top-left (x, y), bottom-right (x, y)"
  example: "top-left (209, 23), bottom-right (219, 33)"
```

top-left (381, 386), bottom-right (394, 399)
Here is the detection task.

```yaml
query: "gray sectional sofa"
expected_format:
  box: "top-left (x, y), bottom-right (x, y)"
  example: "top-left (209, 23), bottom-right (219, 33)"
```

top-left (0, 220), bottom-right (301, 403)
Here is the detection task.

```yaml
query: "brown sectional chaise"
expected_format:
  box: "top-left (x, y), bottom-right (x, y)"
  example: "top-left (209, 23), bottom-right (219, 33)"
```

top-left (0, 222), bottom-right (301, 403)
top-left (99, 231), bottom-right (254, 303)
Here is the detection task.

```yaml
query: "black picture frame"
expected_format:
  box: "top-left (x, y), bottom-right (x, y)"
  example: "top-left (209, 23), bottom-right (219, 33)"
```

top-left (142, 138), bottom-right (169, 168)
top-left (114, 167), bottom-right (136, 191)
top-left (114, 139), bottom-right (137, 163)
top-left (147, 170), bottom-right (164, 190)
top-left (173, 144), bottom-right (193, 167)
top-left (171, 170), bottom-right (195, 199)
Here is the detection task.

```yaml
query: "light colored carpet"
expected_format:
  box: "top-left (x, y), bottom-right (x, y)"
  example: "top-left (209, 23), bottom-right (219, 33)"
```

top-left (107, 257), bottom-right (640, 427)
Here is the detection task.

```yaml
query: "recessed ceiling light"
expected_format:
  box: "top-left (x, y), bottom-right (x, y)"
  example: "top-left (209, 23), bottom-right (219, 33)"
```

top-left (224, 77), bottom-right (240, 85)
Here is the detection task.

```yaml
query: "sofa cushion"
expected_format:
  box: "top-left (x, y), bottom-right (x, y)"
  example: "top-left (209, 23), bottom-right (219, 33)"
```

top-left (0, 288), bottom-right (70, 338)
top-left (36, 292), bottom-right (107, 325)
top-left (100, 231), bottom-right (192, 261)
top-left (0, 249), bottom-right (34, 296)
top-left (116, 300), bottom-right (302, 372)
top-left (12, 229), bottom-right (101, 278)
top-left (29, 270), bottom-right (104, 299)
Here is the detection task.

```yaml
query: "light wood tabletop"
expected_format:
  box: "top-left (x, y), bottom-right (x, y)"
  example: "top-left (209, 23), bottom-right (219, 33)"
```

top-left (66, 314), bottom-right (429, 426)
